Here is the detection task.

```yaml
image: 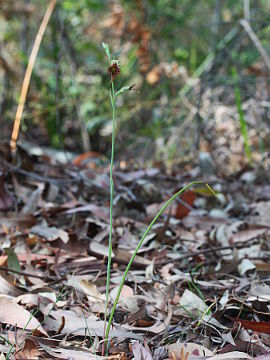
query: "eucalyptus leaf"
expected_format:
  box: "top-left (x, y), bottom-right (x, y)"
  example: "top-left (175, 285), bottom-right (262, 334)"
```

top-left (5, 248), bottom-right (21, 272)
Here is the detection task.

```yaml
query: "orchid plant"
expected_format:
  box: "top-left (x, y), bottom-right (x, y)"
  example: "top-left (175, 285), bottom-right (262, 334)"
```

top-left (102, 42), bottom-right (210, 353)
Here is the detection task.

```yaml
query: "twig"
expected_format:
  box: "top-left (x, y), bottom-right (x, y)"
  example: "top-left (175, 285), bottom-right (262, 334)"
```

top-left (0, 266), bottom-right (58, 281)
top-left (159, 239), bottom-right (260, 265)
top-left (240, 18), bottom-right (270, 72)
top-left (179, 27), bottom-right (238, 98)
top-left (243, 0), bottom-right (250, 21)
top-left (211, 0), bottom-right (222, 49)
top-left (10, 0), bottom-right (57, 152)
top-left (1, 158), bottom-right (81, 185)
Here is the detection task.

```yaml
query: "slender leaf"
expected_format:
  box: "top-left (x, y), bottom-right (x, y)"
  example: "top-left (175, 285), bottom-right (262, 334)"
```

top-left (102, 42), bottom-right (111, 62)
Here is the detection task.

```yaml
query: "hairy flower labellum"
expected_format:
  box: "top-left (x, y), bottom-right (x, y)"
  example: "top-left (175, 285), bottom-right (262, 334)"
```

top-left (108, 60), bottom-right (120, 81)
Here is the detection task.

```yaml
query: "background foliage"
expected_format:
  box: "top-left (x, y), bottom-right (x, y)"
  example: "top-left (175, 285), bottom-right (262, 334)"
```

top-left (1, 0), bottom-right (270, 166)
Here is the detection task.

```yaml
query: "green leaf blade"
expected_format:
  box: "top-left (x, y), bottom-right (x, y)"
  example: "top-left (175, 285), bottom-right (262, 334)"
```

top-left (5, 248), bottom-right (21, 272)
top-left (102, 42), bottom-right (111, 62)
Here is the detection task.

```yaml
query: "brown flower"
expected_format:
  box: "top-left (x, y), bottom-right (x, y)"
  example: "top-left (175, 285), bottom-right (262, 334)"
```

top-left (108, 60), bottom-right (120, 82)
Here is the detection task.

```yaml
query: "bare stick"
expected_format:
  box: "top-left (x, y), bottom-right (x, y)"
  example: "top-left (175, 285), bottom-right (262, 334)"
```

top-left (240, 19), bottom-right (270, 72)
top-left (243, 0), bottom-right (250, 21)
top-left (10, 0), bottom-right (57, 152)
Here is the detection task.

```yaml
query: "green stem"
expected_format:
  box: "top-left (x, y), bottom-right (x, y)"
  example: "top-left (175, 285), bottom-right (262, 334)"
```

top-left (103, 81), bottom-right (116, 341)
top-left (0, 334), bottom-right (13, 347)
top-left (105, 180), bottom-right (204, 345)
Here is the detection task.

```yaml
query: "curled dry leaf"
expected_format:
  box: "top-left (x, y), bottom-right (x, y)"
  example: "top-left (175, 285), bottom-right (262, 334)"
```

top-left (78, 280), bottom-right (106, 302)
top-left (229, 317), bottom-right (270, 335)
top-left (16, 339), bottom-right (41, 359)
top-left (67, 276), bottom-right (106, 302)
top-left (110, 285), bottom-right (137, 312)
top-left (123, 302), bottom-right (172, 334)
top-left (65, 203), bottom-right (109, 221)
top-left (0, 274), bottom-right (23, 297)
top-left (179, 289), bottom-right (208, 317)
top-left (72, 150), bottom-right (104, 167)
top-left (16, 293), bottom-right (37, 305)
top-left (30, 224), bottom-right (69, 243)
top-left (110, 284), bottom-right (133, 301)
top-left (174, 190), bottom-right (196, 219)
top-left (238, 258), bottom-right (256, 276)
top-left (132, 342), bottom-right (153, 360)
top-left (90, 241), bottom-right (115, 258)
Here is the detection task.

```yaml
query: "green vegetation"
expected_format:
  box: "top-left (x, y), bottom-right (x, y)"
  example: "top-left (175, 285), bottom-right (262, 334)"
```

top-left (101, 41), bottom-right (209, 352)
top-left (232, 66), bottom-right (252, 162)
top-left (1, 1), bottom-right (270, 161)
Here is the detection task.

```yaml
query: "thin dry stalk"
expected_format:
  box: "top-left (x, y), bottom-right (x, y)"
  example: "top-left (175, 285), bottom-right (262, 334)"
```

top-left (243, 0), bottom-right (250, 21)
top-left (10, 0), bottom-right (57, 152)
top-left (240, 19), bottom-right (270, 72)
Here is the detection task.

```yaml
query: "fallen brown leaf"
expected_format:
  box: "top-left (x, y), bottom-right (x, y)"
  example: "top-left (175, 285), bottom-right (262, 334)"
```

top-left (0, 295), bottom-right (47, 336)
top-left (229, 317), bottom-right (270, 335)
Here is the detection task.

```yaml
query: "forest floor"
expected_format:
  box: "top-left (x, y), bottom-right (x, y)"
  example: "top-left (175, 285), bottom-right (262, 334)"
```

top-left (0, 140), bottom-right (270, 360)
